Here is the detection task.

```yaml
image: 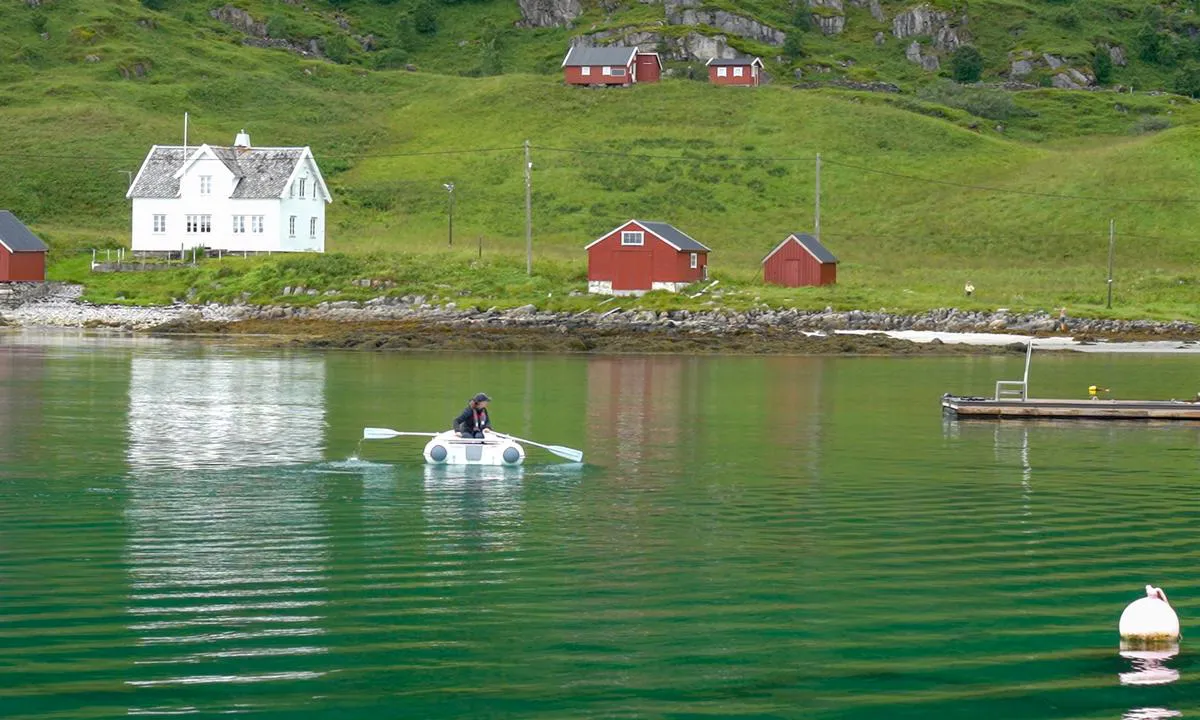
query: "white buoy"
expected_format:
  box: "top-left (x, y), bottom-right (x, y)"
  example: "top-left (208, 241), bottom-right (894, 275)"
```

top-left (1119, 585), bottom-right (1180, 646)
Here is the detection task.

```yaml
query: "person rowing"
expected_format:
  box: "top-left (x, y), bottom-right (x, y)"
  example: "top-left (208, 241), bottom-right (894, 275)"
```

top-left (453, 393), bottom-right (493, 439)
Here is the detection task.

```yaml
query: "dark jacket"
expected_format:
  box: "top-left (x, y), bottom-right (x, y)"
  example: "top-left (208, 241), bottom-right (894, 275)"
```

top-left (453, 403), bottom-right (491, 434)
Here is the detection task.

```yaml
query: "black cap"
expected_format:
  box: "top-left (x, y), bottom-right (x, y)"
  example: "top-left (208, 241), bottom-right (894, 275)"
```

top-left (473, 393), bottom-right (491, 402)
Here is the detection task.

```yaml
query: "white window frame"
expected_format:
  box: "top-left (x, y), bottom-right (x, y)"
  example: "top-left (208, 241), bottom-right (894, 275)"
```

top-left (232, 215), bottom-right (246, 234)
top-left (733, 66), bottom-right (744, 77)
top-left (152, 215), bottom-right (166, 234)
top-left (717, 66), bottom-right (728, 77)
top-left (251, 215), bottom-right (264, 234)
top-left (609, 67), bottom-right (626, 77)
top-left (690, 252), bottom-right (698, 269)
top-left (185, 214), bottom-right (211, 234)
top-left (199, 176), bottom-right (212, 196)
top-left (621, 231), bottom-right (644, 246)
top-left (299, 178), bottom-right (306, 199)
top-left (602, 66), bottom-right (612, 76)
top-left (581, 66), bottom-right (591, 76)
top-left (289, 216), bottom-right (297, 237)
top-left (309, 217), bottom-right (317, 238)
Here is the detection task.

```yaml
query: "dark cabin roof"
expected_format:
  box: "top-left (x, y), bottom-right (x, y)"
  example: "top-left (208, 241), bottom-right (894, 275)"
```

top-left (561, 46), bottom-right (638, 67)
top-left (128, 146), bottom-right (309, 200)
top-left (706, 57), bottom-right (764, 67)
top-left (636, 221), bottom-right (710, 252)
top-left (0, 211), bottom-right (49, 253)
top-left (762, 233), bottom-right (838, 264)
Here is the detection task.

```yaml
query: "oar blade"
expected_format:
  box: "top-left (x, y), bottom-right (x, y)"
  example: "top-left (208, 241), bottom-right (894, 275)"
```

top-left (545, 445), bottom-right (584, 463)
top-left (363, 427), bottom-right (400, 440)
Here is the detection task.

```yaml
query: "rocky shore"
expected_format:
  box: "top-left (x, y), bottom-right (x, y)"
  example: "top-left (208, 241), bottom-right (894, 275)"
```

top-left (2, 283), bottom-right (1198, 353)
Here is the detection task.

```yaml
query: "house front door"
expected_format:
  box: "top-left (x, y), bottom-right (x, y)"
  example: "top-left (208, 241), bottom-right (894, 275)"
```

top-left (785, 259), bottom-right (804, 286)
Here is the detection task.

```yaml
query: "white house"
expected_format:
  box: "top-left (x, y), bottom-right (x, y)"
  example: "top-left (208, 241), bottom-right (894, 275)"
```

top-left (126, 130), bottom-right (332, 253)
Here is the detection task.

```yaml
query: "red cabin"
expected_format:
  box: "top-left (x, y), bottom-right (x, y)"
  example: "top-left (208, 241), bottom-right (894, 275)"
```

top-left (762, 233), bottom-right (837, 286)
top-left (0, 211), bottom-right (48, 282)
top-left (586, 220), bottom-right (710, 295)
top-left (562, 46), bottom-right (662, 86)
top-left (707, 57), bottom-right (765, 87)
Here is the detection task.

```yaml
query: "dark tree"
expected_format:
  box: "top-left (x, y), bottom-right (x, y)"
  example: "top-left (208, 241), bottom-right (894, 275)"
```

top-left (1093, 46), bottom-right (1113, 84)
top-left (951, 45), bottom-right (983, 83)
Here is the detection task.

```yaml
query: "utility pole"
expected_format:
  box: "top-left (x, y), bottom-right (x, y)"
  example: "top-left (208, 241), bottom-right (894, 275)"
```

top-left (524, 140), bottom-right (532, 276)
top-left (443, 182), bottom-right (455, 246)
top-left (814, 153), bottom-right (821, 242)
top-left (1107, 219), bottom-right (1115, 309)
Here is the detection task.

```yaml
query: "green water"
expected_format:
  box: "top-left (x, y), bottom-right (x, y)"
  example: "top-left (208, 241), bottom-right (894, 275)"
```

top-left (3, 332), bottom-right (1200, 719)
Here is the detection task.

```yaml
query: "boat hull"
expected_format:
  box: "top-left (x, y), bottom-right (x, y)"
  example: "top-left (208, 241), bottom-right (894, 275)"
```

top-left (422, 431), bottom-right (525, 465)
top-left (942, 394), bottom-right (1200, 420)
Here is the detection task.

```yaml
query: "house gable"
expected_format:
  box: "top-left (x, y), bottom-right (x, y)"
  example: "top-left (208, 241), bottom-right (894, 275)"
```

top-left (278, 150), bottom-right (332, 202)
top-left (585, 219), bottom-right (710, 252)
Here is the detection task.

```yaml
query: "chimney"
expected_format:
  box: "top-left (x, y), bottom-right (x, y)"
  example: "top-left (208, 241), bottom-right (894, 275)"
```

top-left (234, 129), bottom-right (251, 150)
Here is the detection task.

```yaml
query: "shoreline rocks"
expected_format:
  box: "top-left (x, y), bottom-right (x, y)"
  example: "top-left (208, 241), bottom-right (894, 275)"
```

top-left (1, 284), bottom-right (1198, 345)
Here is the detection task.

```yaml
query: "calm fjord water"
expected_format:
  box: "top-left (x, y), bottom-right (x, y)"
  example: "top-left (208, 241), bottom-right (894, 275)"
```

top-left (3, 332), bottom-right (1200, 719)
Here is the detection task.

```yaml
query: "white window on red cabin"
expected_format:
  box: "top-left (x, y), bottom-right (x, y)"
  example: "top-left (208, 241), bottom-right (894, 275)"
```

top-left (733, 67), bottom-right (744, 77)
top-left (690, 252), bottom-right (698, 269)
top-left (717, 66), bottom-right (728, 77)
top-left (581, 66), bottom-right (591, 76)
top-left (621, 231), bottom-right (644, 246)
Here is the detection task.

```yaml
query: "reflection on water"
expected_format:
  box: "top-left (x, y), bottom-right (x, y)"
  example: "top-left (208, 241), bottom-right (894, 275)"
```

top-left (1123, 709), bottom-right (1183, 719)
top-left (586, 357), bottom-right (687, 472)
top-left (1119, 645), bottom-right (1181, 686)
top-left (123, 350), bottom-right (331, 715)
top-left (422, 464), bottom-right (524, 557)
top-left (127, 351), bottom-right (326, 470)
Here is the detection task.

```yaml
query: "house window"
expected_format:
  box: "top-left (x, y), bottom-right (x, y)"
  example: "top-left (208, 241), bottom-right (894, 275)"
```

top-left (609, 67), bottom-right (625, 76)
top-left (581, 66), bottom-right (591, 76)
top-left (232, 215), bottom-right (246, 234)
top-left (152, 215), bottom-right (166, 233)
top-left (185, 215), bottom-right (211, 234)
top-left (299, 178), bottom-right (306, 199)
top-left (690, 252), bottom-right (698, 269)
top-left (733, 67), bottom-right (744, 77)
top-left (621, 231), bottom-right (644, 246)
top-left (289, 216), bottom-right (297, 237)
top-left (199, 176), bottom-right (212, 196)
top-left (717, 66), bottom-right (728, 77)
top-left (309, 217), bottom-right (317, 238)
top-left (251, 216), bottom-right (264, 234)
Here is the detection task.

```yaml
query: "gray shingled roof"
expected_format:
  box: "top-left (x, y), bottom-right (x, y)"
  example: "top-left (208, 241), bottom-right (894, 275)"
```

top-left (128, 146), bottom-right (308, 199)
top-left (789, 233), bottom-right (838, 263)
top-left (562, 46), bottom-right (637, 67)
top-left (707, 57), bottom-right (763, 66)
top-left (638, 220), bottom-right (711, 252)
top-left (0, 211), bottom-right (48, 253)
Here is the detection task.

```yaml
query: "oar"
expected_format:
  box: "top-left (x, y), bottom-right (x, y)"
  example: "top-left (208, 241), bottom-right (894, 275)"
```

top-left (363, 428), bottom-right (439, 440)
top-left (492, 432), bottom-right (583, 463)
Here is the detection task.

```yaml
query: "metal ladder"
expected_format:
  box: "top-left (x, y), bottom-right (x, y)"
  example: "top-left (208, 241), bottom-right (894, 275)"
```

top-left (995, 342), bottom-right (1033, 401)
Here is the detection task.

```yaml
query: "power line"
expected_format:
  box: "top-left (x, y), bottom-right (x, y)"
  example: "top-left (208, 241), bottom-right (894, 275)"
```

top-left (0, 145), bottom-right (523, 163)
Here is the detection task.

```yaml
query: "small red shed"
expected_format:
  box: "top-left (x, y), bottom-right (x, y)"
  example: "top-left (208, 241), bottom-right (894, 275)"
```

top-left (561, 46), bottom-right (662, 86)
top-left (762, 233), bottom-right (837, 286)
top-left (707, 57), bottom-right (765, 86)
top-left (0, 211), bottom-right (48, 283)
top-left (586, 220), bottom-right (710, 295)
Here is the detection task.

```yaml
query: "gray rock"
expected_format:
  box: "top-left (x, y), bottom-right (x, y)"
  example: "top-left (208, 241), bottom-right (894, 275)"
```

top-left (1068, 68), bottom-right (1092, 86)
top-left (1052, 72), bottom-right (1082, 90)
top-left (1043, 53), bottom-right (1064, 69)
top-left (667, 8), bottom-right (787, 45)
top-left (807, 0), bottom-right (843, 12)
top-left (813, 14), bottom-right (846, 34)
top-left (1110, 45), bottom-right (1127, 67)
top-left (892, 4), bottom-right (965, 50)
top-left (906, 41), bottom-right (939, 71)
top-left (518, 0), bottom-right (581, 28)
top-left (874, 31), bottom-right (886, 45)
top-left (1010, 59), bottom-right (1033, 77)
top-left (209, 5), bottom-right (267, 37)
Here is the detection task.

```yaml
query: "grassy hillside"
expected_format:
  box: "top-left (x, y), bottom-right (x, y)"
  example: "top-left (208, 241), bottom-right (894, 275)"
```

top-left (4, 0), bottom-right (1200, 318)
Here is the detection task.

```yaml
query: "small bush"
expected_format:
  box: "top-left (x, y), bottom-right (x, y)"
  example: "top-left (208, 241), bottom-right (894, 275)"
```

top-left (140, 0), bottom-right (167, 10)
top-left (374, 47), bottom-right (409, 69)
top-left (1054, 6), bottom-right (1081, 29)
top-left (31, 11), bottom-right (48, 34)
top-left (1131, 115), bottom-right (1171, 133)
top-left (266, 15), bottom-right (291, 39)
top-left (414, 0), bottom-right (437, 35)
top-left (783, 33), bottom-right (803, 59)
top-left (1093, 46), bottom-right (1113, 84)
top-left (950, 46), bottom-right (983, 83)
top-left (1172, 61), bottom-right (1200, 96)
top-left (322, 34), bottom-right (356, 64)
top-left (917, 81), bottom-right (1021, 121)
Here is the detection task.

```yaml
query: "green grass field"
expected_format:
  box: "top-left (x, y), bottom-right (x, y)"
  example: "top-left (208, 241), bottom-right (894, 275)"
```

top-left (4, 0), bottom-right (1200, 320)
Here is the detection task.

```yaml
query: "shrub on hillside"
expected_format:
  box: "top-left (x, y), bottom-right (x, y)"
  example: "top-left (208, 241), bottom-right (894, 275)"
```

top-left (322, 34), bottom-right (357, 63)
top-left (1131, 115), bottom-right (1171, 133)
top-left (266, 16), bottom-right (292, 39)
top-left (140, 0), bottom-right (167, 10)
top-left (374, 47), bottom-right (410, 69)
top-left (783, 33), bottom-right (803, 60)
top-left (1054, 6), bottom-right (1080, 29)
top-left (917, 81), bottom-right (1021, 121)
top-left (1172, 61), bottom-right (1200, 96)
top-left (1093, 46), bottom-right (1113, 84)
top-left (31, 11), bottom-right (48, 34)
top-left (414, 0), bottom-right (438, 34)
top-left (950, 45), bottom-right (983, 83)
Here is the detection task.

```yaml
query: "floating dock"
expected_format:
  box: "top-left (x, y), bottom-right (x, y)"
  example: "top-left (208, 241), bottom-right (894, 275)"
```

top-left (942, 395), bottom-right (1200, 420)
top-left (941, 342), bottom-right (1200, 420)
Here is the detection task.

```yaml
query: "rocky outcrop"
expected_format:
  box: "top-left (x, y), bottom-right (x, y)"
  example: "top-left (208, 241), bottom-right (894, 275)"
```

top-left (1108, 44), bottom-right (1128, 66)
top-left (573, 28), bottom-right (740, 61)
top-left (793, 78), bottom-right (900, 92)
top-left (666, 7), bottom-right (786, 45)
top-left (1009, 50), bottom-right (1094, 87)
top-left (892, 4), bottom-right (967, 50)
top-left (210, 5), bottom-right (266, 37)
top-left (906, 41), bottom-right (939, 71)
top-left (1010, 59), bottom-right (1033, 77)
top-left (518, 0), bottom-right (582, 28)
top-left (806, 0), bottom-right (846, 35)
top-left (1052, 69), bottom-right (1094, 89)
